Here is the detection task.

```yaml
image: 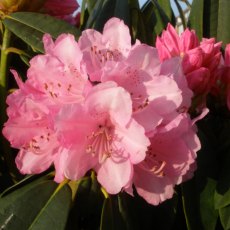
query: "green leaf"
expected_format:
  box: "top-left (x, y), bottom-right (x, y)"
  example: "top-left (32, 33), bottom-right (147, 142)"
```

top-left (203, 0), bottom-right (219, 38)
top-left (182, 179), bottom-right (204, 230)
top-left (141, 0), bottom-right (174, 44)
top-left (215, 189), bottom-right (230, 210)
top-left (66, 175), bottom-right (104, 229)
top-left (28, 183), bottom-right (72, 229)
top-left (0, 180), bottom-right (72, 230)
top-left (188, 0), bottom-right (204, 39)
top-left (219, 205), bottom-right (230, 230)
top-left (85, 0), bottom-right (104, 29)
top-left (181, 118), bottom-right (220, 230)
top-left (100, 198), bottom-right (114, 230)
top-left (199, 178), bottom-right (218, 230)
top-left (214, 125), bottom-right (230, 209)
top-left (91, 0), bottom-right (130, 32)
top-left (3, 12), bottom-right (81, 53)
top-left (217, 0), bottom-right (230, 47)
top-left (174, 0), bottom-right (186, 30)
top-left (114, 0), bottom-right (130, 26)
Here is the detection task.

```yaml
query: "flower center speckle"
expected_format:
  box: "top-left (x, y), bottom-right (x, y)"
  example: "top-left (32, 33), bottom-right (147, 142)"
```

top-left (86, 125), bottom-right (114, 163)
top-left (90, 46), bottom-right (122, 64)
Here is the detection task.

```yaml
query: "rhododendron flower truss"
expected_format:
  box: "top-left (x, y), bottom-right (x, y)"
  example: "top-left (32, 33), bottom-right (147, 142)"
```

top-left (126, 113), bottom-right (200, 205)
top-left (56, 81), bottom-right (150, 194)
top-left (2, 17), bottom-right (204, 208)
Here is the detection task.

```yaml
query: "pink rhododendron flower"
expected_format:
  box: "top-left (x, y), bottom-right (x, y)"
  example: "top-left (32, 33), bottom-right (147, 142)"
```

top-left (3, 33), bottom-right (90, 181)
top-left (56, 81), bottom-right (150, 193)
top-left (27, 33), bottom-right (90, 104)
top-left (126, 113), bottom-right (201, 205)
top-left (3, 71), bottom-right (61, 176)
top-left (156, 24), bottom-right (222, 97)
top-left (100, 44), bottom-right (192, 134)
top-left (78, 17), bottom-right (132, 81)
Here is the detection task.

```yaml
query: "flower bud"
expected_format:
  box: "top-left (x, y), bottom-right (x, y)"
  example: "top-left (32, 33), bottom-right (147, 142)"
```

top-left (182, 47), bottom-right (203, 74)
top-left (180, 28), bottom-right (199, 52)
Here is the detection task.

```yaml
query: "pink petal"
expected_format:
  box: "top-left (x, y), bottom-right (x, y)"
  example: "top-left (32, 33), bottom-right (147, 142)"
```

top-left (16, 149), bottom-right (54, 174)
top-left (102, 17), bottom-right (131, 56)
top-left (97, 157), bottom-right (133, 194)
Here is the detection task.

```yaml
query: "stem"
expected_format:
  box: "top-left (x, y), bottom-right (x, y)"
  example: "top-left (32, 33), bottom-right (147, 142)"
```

top-left (0, 27), bottom-right (11, 86)
top-left (0, 27), bottom-right (16, 175)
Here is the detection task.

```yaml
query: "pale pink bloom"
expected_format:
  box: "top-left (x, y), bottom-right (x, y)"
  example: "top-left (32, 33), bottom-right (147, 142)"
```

top-left (126, 113), bottom-right (200, 205)
top-left (3, 33), bottom-right (90, 181)
top-left (156, 24), bottom-right (222, 97)
top-left (56, 81), bottom-right (150, 194)
top-left (2, 71), bottom-right (62, 178)
top-left (27, 33), bottom-right (91, 104)
top-left (78, 17), bottom-right (132, 81)
top-left (43, 0), bottom-right (79, 16)
top-left (100, 44), bottom-right (191, 134)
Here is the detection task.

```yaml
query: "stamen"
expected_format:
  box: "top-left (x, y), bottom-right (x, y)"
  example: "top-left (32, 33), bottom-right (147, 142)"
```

top-left (86, 125), bottom-right (113, 163)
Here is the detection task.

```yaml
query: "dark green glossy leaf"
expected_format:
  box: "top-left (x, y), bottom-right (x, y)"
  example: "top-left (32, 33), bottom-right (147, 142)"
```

top-left (174, 0), bottom-right (186, 30)
top-left (0, 180), bottom-right (72, 230)
top-left (182, 179), bottom-right (204, 230)
top-left (28, 184), bottom-right (72, 230)
top-left (3, 12), bottom-right (81, 53)
top-left (214, 122), bottom-right (230, 209)
top-left (188, 0), bottom-right (204, 39)
top-left (1, 173), bottom-right (53, 198)
top-left (217, 0), bottom-right (230, 47)
top-left (141, 0), bottom-right (174, 44)
top-left (93, 0), bottom-right (117, 32)
top-left (100, 198), bottom-right (114, 230)
top-left (92, 0), bottom-right (130, 32)
top-left (203, 0), bottom-right (219, 38)
top-left (219, 205), bottom-right (230, 230)
top-left (199, 178), bottom-right (218, 230)
top-left (215, 189), bottom-right (230, 210)
top-left (66, 175), bottom-right (104, 229)
top-left (182, 118), bottom-right (220, 230)
top-left (114, 0), bottom-right (130, 26)
top-left (85, 0), bottom-right (97, 13)
top-left (85, 0), bottom-right (104, 29)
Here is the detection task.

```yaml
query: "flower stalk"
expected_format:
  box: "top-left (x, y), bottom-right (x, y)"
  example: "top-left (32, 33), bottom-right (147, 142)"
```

top-left (0, 26), bottom-right (16, 175)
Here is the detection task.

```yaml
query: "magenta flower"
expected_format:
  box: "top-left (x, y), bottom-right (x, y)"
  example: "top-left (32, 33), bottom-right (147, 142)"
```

top-left (56, 81), bottom-right (150, 193)
top-left (156, 24), bottom-right (221, 97)
top-left (126, 113), bottom-right (200, 205)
